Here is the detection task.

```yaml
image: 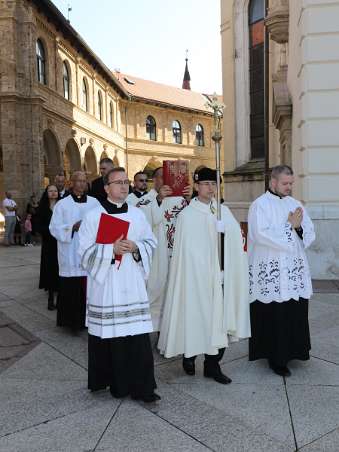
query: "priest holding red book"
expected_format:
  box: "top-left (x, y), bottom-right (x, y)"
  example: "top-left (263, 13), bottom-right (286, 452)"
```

top-left (78, 167), bottom-right (160, 403)
top-left (141, 162), bottom-right (192, 330)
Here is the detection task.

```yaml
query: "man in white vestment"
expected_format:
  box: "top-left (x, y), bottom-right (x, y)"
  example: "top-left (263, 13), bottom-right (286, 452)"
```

top-left (158, 168), bottom-right (250, 384)
top-left (140, 166), bottom-right (192, 330)
top-left (50, 171), bottom-right (100, 332)
top-left (248, 165), bottom-right (315, 377)
top-left (78, 167), bottom-right (160, 403)
top-left (126, 171), bottom-right (154, 207)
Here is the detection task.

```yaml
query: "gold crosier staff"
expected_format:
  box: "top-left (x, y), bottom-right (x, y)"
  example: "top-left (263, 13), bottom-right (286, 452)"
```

top-left (205, 94), bottom-right (225, 264)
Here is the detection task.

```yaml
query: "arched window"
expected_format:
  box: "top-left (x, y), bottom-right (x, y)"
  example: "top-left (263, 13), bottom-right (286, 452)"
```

top-left (195, 124), bottom-right (204, 146)
top-left (172, 120), bottom-right (182, 144)
top-left (63, 61), bottom-right (70, 100)
top-left (146, 115), bottom-right (156, 141)
top-left (98, 90), bottom-right (103, 121)
top-left (249, 0), bottom-right (265, 159)
top-left (109, 101), bottom-right (114, 128)
top-left (82, 78), bottom-right (89, 112)
top-left (36, 39), bottom-right (47, 85)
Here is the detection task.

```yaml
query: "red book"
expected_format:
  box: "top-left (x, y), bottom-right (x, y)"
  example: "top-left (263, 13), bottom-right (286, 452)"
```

top-left (240, 221), bottom-right (248, 252)
top-left (163, 160), bottom-right (189, 197)
top-left (96, 213), bottom-right (130, 266)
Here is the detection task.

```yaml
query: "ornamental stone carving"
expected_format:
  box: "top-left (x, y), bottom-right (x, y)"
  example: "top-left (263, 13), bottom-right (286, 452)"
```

top-left (272, 65), bottom-right (292, 165)
top-left (265, 0), bottom-right (289, 44)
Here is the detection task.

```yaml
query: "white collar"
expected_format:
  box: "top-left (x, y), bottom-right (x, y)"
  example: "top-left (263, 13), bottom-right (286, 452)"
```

top-left (107, 198), bottom-right (124, 208)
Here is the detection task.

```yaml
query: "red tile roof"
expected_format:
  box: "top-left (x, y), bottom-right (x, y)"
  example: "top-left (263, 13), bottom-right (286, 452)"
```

top-left (115, 72), bottom-right (217, 115)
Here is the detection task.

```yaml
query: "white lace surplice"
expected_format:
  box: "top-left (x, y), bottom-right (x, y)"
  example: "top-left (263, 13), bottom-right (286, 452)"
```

top-left (248, 192), bottom-right (315, 303)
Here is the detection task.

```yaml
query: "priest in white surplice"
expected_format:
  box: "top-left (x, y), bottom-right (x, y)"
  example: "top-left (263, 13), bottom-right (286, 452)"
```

top-left (126, 171), bottom-right (157, 207)
top-left (138, 166), bottom-right (191, 330)
top-left (158, 168), bottom-right (250, 384)
top-left (248, 165), bottom-right (315, 377)
top-left (78, 167), bottom-right (160, 403)
top-left (50, 171), bottom-right (100, 332)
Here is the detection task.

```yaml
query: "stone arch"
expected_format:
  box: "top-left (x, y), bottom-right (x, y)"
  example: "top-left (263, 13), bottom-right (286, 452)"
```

top-left (43, 129), bottom-right (62, 184)
top-left (83, 146), bottom-right (98, 181)
top-left (64, 138), bottom-right (81, 179)
top-left (100, 151), bottom-right (109, 161)
top-left (143, 157), bottom-right (162, 179)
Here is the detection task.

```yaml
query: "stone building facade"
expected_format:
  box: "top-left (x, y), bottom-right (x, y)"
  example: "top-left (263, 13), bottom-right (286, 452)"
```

top-left (220, 0), bottom-right (339, 279)
top-left (0, 0), bottom-right (220, 217)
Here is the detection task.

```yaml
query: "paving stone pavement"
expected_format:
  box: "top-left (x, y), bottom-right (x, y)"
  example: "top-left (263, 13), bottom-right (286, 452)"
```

top-left (0, 245), bottom-right (338, 452)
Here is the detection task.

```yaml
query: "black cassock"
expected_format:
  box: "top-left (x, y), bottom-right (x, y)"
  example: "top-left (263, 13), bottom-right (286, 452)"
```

top-left (57, 276), bottom-right (86, 330)
top-left (88, 177), bottom-right (107, 202)
top-left (36, 204), bottom-right (59, 292)
top-left (248, 193), bottom-right (311, 367)
top-left (87, 200), bottom-right (157, 399)
top-left (56, 193), bottom-right (87, 331)
top-left (249, 298), bottom-right (311, 367)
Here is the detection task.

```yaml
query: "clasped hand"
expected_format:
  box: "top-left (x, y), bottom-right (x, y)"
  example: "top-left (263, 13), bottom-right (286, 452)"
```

top-left (288, 207), bottom-right (303, 229)
top-left (113, 235), bottom-right (138, 255)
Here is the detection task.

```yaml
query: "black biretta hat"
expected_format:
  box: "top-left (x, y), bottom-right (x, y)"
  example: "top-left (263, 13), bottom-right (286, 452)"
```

top-left (194, 167), bottom-right (217, 182)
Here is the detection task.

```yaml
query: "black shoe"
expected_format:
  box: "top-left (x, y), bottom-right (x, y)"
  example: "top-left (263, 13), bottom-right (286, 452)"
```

top-left (132, 392), bottom-right (161, 403)
top-left (282, 366), bottom-right (291, 377)
top-left (90, 385), bottom-right (108, 392)
top-left (47, 299), bottom-right (55, 311)
top-left (183, 357), bottom-right (196, 376)
top-left (204, 367), bottom-right (232, 385)
top-left (269, 362), bottom-right (291, 377)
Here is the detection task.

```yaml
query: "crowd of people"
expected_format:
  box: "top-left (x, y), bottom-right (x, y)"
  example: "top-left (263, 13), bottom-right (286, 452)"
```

top-left (1, 158), bottom-right (315, 403)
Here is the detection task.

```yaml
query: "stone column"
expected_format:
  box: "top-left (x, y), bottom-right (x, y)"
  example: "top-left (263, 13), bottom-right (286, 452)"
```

top-left (266, 0), bottom-right (292, 166)
top-left (288, 0), bottom-right (339, 279)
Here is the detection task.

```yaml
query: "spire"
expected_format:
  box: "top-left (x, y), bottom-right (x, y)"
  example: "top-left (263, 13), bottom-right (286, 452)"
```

top-left (182, 50), bottom-right (191, 90)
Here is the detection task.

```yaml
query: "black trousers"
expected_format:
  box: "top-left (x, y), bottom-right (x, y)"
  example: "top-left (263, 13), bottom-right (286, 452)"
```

top-left (88, 333), bottom-right (157, 399)
top-left (183, 348), bottom-right (225, 373)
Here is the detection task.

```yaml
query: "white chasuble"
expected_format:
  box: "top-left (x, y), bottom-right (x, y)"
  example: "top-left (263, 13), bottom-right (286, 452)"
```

top-left (141, 196), bottom-right (188, 331)
top-left (126, 189), bottom-right (157, 207)
top-left (78, 205), bottom-right (157, 339)
top-left (248, 191), bottom-right (315, 303)
top-left (158, 198), bottom-right (251, 359)
top-left (49, 195), bottom-right (100, 277)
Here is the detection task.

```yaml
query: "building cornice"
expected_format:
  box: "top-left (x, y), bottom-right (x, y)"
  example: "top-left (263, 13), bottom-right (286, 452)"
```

top-left (30, 0), bottom-right (128, 98)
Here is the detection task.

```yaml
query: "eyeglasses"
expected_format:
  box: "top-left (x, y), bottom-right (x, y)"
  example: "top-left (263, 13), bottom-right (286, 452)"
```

top-left (107, 180), bottom-right (130, 186)
top-left (137, 179), bottom-right (147, 182)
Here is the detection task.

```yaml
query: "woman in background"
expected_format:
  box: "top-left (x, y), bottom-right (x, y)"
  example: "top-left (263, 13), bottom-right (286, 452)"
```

top-left (36, 185), bottom-right (60, 310)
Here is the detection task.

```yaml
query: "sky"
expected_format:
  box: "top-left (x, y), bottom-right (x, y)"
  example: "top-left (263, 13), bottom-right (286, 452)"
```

top-left (51, 0), bottom-right (222, 94)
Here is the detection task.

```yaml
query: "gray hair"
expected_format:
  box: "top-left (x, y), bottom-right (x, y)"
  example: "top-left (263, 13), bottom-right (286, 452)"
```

top-left (270, 165), bottom-right (294, 179)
